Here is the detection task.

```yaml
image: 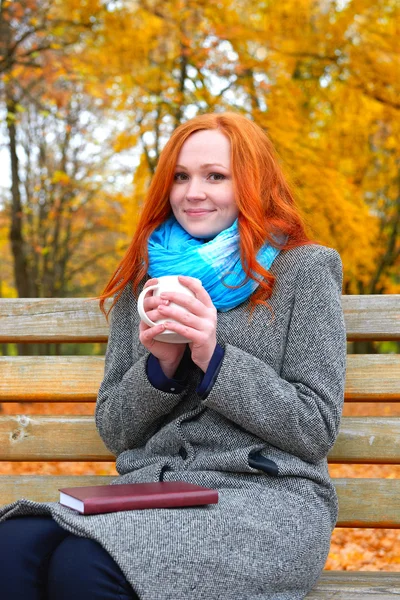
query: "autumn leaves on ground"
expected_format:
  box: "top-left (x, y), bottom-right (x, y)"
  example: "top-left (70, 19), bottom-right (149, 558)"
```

top-left (1, 398), bottom-right (399, 572)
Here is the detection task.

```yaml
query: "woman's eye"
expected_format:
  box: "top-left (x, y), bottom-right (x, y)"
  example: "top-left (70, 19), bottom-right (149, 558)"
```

top-left (173, 172), bottom-right (226, 182)
top-left (173, 173), bottom-right (188, 181)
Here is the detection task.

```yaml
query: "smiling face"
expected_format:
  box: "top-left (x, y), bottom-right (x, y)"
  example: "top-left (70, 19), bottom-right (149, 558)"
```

top-left (169, 129), bottom-right (238, 239)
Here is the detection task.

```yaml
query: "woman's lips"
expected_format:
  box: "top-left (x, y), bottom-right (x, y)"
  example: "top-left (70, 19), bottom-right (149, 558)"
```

top-left (185, 210), bottom-right (214, 216)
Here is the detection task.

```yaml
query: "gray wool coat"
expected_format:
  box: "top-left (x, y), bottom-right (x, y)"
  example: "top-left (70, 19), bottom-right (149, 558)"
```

top-left (0, 243), bottom-right (347, 600)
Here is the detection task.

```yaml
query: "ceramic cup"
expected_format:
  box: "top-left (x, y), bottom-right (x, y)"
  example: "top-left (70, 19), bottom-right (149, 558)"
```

top-left (137, 275), bottom-right (201, 343)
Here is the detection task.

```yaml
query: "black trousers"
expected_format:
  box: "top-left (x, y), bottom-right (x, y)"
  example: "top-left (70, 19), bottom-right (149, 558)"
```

top-left (0, 516), bottom-right (139, 600)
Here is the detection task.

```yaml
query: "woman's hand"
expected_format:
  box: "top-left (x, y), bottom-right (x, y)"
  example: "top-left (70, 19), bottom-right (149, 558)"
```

top-left (157, 276), bottom-right (217, 373)
top-left (138, 279), bottom-right (187, 378)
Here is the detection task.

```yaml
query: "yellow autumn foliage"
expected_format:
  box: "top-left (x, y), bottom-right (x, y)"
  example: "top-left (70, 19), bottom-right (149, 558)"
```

top-left (1, 0), bottom-right (398, 297)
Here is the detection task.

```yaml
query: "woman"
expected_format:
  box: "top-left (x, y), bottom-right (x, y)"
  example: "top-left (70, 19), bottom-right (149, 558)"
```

top-left (0, 112), bottom-right (347, 600)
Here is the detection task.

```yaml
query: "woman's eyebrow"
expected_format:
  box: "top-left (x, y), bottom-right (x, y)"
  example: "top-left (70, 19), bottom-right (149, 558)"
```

top-left (175, 163), bottom-right (228, 169)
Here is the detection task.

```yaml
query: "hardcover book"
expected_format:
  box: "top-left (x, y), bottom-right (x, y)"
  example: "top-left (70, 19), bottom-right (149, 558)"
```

top-left (59, 481), bottom-right (219, 515)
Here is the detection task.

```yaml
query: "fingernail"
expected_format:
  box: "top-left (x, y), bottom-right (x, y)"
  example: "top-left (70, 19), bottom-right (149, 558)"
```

top-left (161, 299), bottom-right (169, 305)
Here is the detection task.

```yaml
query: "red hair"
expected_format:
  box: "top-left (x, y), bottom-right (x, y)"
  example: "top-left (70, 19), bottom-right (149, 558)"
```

top-left (98, 112), bottom-right (315, 318)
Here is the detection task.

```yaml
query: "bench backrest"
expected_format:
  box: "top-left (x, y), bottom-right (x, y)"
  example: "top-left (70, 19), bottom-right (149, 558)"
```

top-left (0, 295), bottom-right (399, 528)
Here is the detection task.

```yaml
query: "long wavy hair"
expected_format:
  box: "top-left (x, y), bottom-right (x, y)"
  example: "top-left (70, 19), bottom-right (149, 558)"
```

top-left (98, 112), bottom-right (315, 318)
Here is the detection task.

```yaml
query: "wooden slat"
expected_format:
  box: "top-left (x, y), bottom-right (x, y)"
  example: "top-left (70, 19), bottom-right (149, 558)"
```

top-left (329, 417), bottom-right (400, 463)
top-left (335, 478), bottom-right (400, 528)
top-left (308, 571), bottom-right (400, 598)
top-left (0, 298), bottom-right (111, 343)
top-left (0, 356), bottom-right (105, 402)
top-left (0, 296), bottom-right (399, 343)
top-left (0, 415), bottom-right (113, 461)
top-left (342, 294), bottom-right (400, 341)
top-left (0, 475), bottom-right (113, 505)
top-left (1, 415), bottom-right (399, 463)
top-left (0, 476), bottom-right (398, 527)
top-left (345, 355), bottom-right (400, 401)
top-left (1, 354), bottom-right (399, 402)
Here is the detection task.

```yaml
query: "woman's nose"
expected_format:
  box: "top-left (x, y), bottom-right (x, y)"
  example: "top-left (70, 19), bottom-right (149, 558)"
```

top-left (185, 178), bottom-right (207, 200)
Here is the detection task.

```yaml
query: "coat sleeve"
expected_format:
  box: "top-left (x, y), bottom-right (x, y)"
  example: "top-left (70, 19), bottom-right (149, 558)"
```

top-left (95, 284), bottom-right (189, 456)
top-left (202, 247), bottom-right (347, 464)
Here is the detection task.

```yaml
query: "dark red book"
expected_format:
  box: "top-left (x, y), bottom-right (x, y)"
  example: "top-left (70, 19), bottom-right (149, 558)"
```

top-left (59, 481), bottom-right (218, 515)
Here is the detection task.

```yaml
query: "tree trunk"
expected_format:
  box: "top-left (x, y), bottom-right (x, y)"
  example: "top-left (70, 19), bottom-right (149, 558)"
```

top-left (6, 92), bottom-right (35, 357)
top-left (7, 94), bottom-right (32, 298)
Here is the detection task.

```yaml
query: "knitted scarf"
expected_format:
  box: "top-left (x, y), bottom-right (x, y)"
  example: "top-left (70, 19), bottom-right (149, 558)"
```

top-left (147, 216), bottom-right (283, 312)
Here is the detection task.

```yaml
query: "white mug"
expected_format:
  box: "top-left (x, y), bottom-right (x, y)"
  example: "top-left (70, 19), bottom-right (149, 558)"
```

top-left (137, 275), bottom-right (201, 343)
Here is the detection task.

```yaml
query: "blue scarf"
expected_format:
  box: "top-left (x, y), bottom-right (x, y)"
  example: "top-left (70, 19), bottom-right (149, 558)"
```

top-left (147, 217), bottom-right (283, 312)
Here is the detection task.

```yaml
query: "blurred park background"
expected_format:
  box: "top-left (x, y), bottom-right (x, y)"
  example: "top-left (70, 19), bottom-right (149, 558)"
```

top-left (0, 0), bottom-right (399, 572)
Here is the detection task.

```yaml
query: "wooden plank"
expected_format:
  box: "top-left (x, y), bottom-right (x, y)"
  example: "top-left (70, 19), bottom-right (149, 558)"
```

top-left (342, 294), bottom-right (400, 341)
top-left (345, 355), bottom-right (400, 401)
top-left (0, 298), bottom-right (112, 343)
top-left (0, 295), bottom-right (399, 343)
top-left (0, 475), bottom-right (113, 505)
top-left (308, 571), bottom-right (400, 598)
top-left (329, 417), bottom-right (400, 464)
top-left (0, 415), bottom-right (113, 461)
top-left (0, 476), bottom-right (399, 527)
top-left (335, 478), bottom-right (400, 528)
top-left (1, 354), bottom-right (399, 402)
top-left (0, 356), bottom-right (105, 402)
top-left (1, 415), bottom-right (399, 463)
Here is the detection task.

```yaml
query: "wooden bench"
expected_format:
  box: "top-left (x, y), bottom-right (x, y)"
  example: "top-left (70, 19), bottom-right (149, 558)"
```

top-left (0, 295), bottom-right (399, 598)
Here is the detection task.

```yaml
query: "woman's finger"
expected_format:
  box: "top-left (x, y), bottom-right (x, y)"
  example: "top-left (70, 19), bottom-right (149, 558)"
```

top-left (157, 303), bottom-right (207, 331)
top-left (178, 276), bottom-right (214, 309)
top-left (158, 293), bottom-right (202, 316)
top-left (143, 278), bottom-right (158, 288)
top-left (144, 308), bottom-right (165, 323)
top-left (139, 321), bottom-right (166, 343)
top-left (143, 295), bottom-right (169, 312)
top-left (160, 320), bottom-right (206, 345)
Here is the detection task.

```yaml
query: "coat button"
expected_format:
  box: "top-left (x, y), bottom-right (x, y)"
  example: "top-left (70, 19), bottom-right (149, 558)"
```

top-left (178, 446), bottom-right (187, 459)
